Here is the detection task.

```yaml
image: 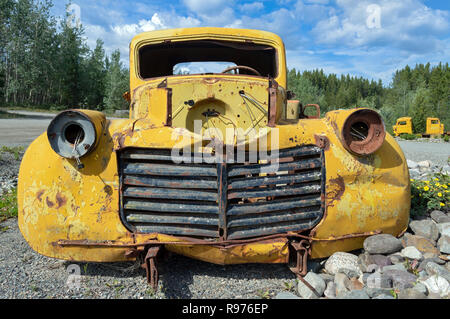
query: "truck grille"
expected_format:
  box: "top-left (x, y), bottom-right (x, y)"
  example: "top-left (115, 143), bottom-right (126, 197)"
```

top-left (118, 146), bottom-right (324, 240)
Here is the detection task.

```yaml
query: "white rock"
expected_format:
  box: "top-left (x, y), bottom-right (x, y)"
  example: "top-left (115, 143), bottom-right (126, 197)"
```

top-left (324, 252), bottom-right (361, 276)
top-left (412, 282), bottom-right (428, 295)
top-left (401, 246), bottom-right (423, 260)
top-left (324, 281), bottom-right (336, 299)
top-left (417, 160), bottom-right (431, 168)
top-left (437, 223), bottom-right (450, 237)
top-left (421, 275), bottom-right (449, 298)
top-left (407, 160), bottom-right (418, 169)
top-left (297, 272), bottom-right (326, 299)
top-left (438, 235), bottom-right (450, 254)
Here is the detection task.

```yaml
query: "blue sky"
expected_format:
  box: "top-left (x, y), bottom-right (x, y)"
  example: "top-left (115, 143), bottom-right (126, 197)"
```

top-left (50, 0), bottom-right (449, 84)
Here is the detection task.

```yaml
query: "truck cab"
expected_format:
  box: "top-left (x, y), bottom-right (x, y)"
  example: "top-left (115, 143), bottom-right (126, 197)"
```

top-left (425, 117), bottom-right (444, 136)
top-left (128, 28), bottom-right (288, 142)
top-left (392, 117), bottom-right (412, 136)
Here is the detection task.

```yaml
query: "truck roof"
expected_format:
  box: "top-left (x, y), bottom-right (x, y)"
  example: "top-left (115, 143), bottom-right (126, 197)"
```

top-left (130, 27), bottom-right (284, 47)
top-left (129, 27), bottom-right (287, 91)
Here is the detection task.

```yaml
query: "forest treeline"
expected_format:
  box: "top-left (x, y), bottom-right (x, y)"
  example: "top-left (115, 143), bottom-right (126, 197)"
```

top-left (288, 63), bottom-right (449, 133)
top-left (0, 0), bottom-right (449, 133)
top-left (0, 0), bottom-right (129, 112)
top-left (288, 62), bottom-right (450, 133)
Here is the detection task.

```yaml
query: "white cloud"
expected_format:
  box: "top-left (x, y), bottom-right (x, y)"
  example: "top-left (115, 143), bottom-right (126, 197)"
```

top-left (62, 0), bottom-right (449, 83)
top-left (311, 0), bottom-right (449, 53)
top-left (239, 2), bottom-right (264, 12)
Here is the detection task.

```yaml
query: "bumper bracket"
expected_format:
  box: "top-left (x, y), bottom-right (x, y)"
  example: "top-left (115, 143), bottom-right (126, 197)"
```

top-left (141, 245), bottom-right (162, 290)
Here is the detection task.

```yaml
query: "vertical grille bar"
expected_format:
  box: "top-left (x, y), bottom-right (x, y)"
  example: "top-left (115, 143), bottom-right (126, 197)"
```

top-left (217, 162), bottom-right (228, 240)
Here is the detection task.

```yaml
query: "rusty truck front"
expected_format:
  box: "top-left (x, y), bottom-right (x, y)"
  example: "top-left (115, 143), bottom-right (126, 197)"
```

top-left (18, 28), bottom-right (410, 288)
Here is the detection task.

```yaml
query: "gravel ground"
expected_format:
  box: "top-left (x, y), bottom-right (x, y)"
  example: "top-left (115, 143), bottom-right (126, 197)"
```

top-left (0, 137), bottom-right (448, 299)
top-left (396, 138), bottom-right (450, 167)
top-left (0, 217), bottom-right (299, 299)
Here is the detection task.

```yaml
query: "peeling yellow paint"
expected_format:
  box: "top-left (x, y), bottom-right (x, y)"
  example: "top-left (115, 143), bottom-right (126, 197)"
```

top-left (17, 28), bottom-right (410, 264)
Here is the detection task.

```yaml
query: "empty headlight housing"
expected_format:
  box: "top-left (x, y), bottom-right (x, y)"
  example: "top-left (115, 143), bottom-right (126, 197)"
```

top-left (47, 109), bottom-right (106, 159)
top-left (341, 109), bottom-right (386, 156)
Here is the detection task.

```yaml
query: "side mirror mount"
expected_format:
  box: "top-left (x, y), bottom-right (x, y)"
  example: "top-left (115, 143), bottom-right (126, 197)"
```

top-left (122, 91), bottom-right (131, 102)
top-left (301, 104), bottom-right (321, 119)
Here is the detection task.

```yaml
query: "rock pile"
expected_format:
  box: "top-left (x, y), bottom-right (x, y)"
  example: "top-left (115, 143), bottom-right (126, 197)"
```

top-left (407, 159), bottom-right (450, 181)
top-left (275, 211), bottom-right (450, 299)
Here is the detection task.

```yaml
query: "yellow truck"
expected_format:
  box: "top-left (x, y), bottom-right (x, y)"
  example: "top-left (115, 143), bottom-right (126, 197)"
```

top-left (18, 27), bottom-right (410, 288)
top-left (423, 117), bottom-right (444, 137)
top-left (393, 116), bottom-right (446, 137)
top-left (392, 117), bottom-right (413, 136)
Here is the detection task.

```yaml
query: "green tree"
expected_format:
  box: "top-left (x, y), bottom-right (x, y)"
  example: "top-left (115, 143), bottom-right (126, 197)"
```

top-left (57, 5), bottom-right (88, 107)
top-left (81, 39), bottom-right (106, 109)
top-left (410, 87), bottom-right (434, 134)
top-left (104, 49), bottom-right (129, 111)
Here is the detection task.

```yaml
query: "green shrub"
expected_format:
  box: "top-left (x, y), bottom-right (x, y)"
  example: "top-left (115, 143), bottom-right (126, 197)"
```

top-left (444, 135), bottom-right (449, 142)
top-left (410, 172), bottom-right (449, 217)
top-left (399, 133), bottom-right (418, 140)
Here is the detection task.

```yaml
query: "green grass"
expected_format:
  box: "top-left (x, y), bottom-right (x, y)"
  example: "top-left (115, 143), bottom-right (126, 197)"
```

top-left (0, 146), bottom-right (25, 161)
top-left (0, 110), bottom-right (27, 119)
top-left (399, 133), bottom-right (418, 140)
top-left (0, 187), bottom-right (18, 222)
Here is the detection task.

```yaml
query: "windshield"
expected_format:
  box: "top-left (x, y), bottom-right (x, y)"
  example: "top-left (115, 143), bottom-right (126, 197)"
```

top-left (174, 61), bottom-right (237, 75)
top-left (138, 39), bottom-right (277, 79)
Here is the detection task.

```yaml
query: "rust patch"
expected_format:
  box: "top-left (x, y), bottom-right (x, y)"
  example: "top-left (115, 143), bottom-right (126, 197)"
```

top-left (55, 193), bottom-right (67, 209)
top-left (112, 126), bottom-right (135, 150)
top-left (36, 190), bottom-right (45, 202)
top-left (314, 135), bottom-right (330, 151)
top-left (326, 175), bottom-right (345, 208)
top-left (103, 185), bottom-right (113, 196)
top-left (46, 197), bottom-right (54, 208)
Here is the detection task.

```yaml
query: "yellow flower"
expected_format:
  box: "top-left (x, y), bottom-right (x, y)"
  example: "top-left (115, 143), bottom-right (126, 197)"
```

top-left (440, 203), bottom-right (445, 207)
top-left (435, 183), bottom-right (441, 187)
top-left (410, 179), bottom-right (414, 182)
top-left (424, 186), bottom-right (429, 191)
top-left (434, 178), bottom-right (439, 181)
top-left (438, 192), bottom-right (443, 197)
top-left (443, 185), bottom-right (448, 189)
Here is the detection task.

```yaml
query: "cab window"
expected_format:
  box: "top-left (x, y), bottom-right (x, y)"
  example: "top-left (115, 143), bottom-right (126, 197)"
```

top-left (138, 40), bottom-right (277, 79)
